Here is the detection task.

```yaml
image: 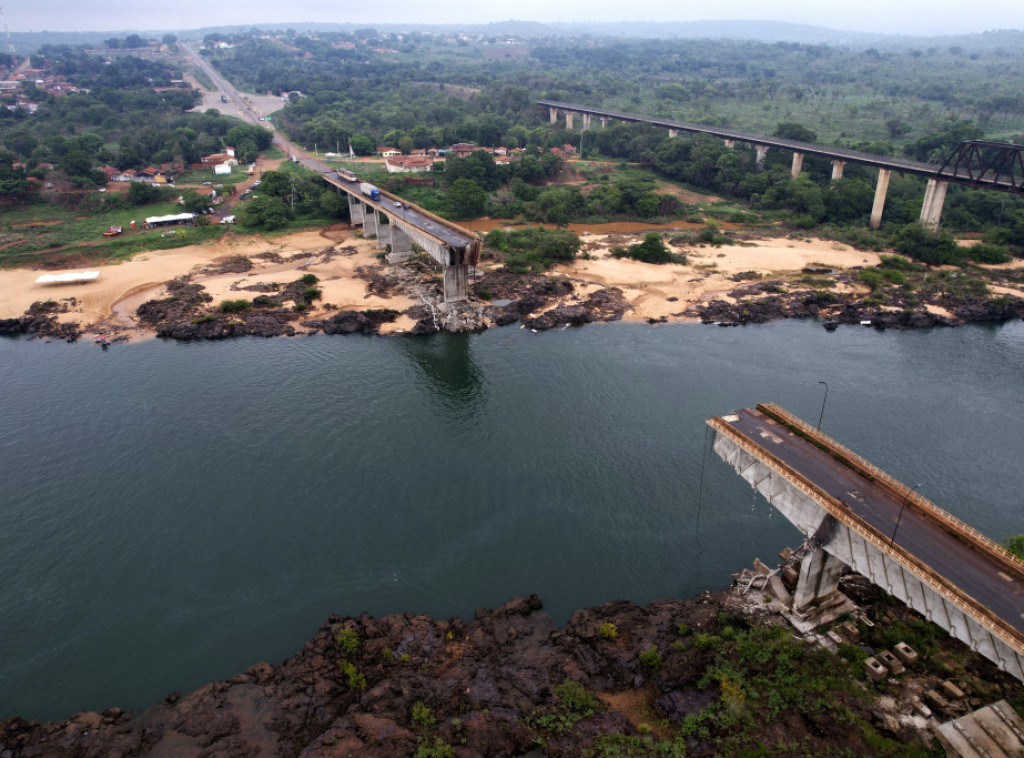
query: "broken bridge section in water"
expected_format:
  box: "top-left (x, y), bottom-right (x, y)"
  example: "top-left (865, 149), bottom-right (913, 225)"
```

top-left (708, 403), bottom-right (1024, 682)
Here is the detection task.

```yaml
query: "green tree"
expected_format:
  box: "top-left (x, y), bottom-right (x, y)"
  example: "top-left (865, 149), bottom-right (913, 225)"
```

top-left (238, 194), bottom-right (292, 230)
top-left (447, 177), bottom-right (487, 219)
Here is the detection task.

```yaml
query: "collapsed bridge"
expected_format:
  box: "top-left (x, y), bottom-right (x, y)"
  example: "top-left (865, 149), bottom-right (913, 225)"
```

top-left (708, 403), bottom-right (1024, 681)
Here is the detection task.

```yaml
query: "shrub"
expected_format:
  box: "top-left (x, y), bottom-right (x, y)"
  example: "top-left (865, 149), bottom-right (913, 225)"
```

top-left (303, 286), bottom-right (322, 301)
top-left (299, 273), bottom-right (319, 285)
top-left (554, 680), bottom-right (600, 717)
top-left (190, 314), bottom-right (218, 325)
top-left (411, 700), bottom-right (435, 727)
top-left (639, 647), bottom-right (663, 671)
top-left (335, 628), bottom-right (360, 656)
top-left (966, 243), bottom-right (1012, 264)
top-left (676, 622), bottom-right (691, 636)
top-left (219, 299), bottom-right (250, 313)
top-left (338, 660), bottom-right (366, 691)
top-left (599, 622), bottom-right (618, 640)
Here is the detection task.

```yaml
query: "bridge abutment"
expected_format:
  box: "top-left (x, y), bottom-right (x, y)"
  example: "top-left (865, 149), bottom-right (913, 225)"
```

top-left (870, 169), bottom-right (891, 229)
top-left (920, 179), bottom-right (949, 230)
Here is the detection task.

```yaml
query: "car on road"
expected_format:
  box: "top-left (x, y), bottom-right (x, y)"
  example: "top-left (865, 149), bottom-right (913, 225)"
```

top-left (254, 180), bottom-right (261, 186)
top-left (394, 201), bottom-right (402, 208)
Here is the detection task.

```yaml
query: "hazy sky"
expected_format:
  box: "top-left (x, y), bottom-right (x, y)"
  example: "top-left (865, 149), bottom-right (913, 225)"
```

top-left (6, 0), bottom-right (1024, 36)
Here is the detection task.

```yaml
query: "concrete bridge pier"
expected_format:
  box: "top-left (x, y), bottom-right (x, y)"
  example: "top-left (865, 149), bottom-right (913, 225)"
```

top-left (549, 107), bottom-right (558, 125)
top-left (724, 139), bottom-right (735, 149)
top-left (387, 224), bottom-right (414, 263)
top-left (375, 214), bottom-right (387, 249)
top-left (791, 152), bottom-right (804, 179)
top-left (347, 194), bottom-right (365, 225)
top-left (600, 117), bottom-right (609, 128)
top-left (582, 113), bottom-right (591, 130)
top-left (920, 179), bottom-right (949, 230)
top-left (870, 169), bottom-right (892, 230)
top-left (444, 264), bottom-right (468, 302)
top-left (755, 145), bottom-right (769, 165)
top-left (831, 160), bottom-right (845, 181)
top-left (668, 129), bottom-right (678, 138)
top-left (565, 111), bottom-right (574, 129)
top-left (792, 544), bottom-right (846, 613)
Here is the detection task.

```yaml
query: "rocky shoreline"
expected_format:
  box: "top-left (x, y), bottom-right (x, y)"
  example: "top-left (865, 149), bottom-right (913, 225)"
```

top-left (4, 569), bottom-right (1023, 757)
top-left (4, 250), bottom-right (1024, 343)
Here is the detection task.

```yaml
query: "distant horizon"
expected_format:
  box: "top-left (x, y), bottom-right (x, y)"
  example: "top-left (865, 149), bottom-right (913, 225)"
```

top-left (5, 0), bottom-right (1024, 37)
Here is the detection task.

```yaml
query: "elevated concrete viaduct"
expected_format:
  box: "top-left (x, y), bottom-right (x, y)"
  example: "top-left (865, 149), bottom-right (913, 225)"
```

top-left (708, 403), bottom-right (1024, 682)
top-left (542, 100), bottom-right (1024, 231)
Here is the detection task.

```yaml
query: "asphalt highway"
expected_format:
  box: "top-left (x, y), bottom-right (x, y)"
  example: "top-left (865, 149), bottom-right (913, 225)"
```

top-left (723, 407), bottom-right (1024, 635)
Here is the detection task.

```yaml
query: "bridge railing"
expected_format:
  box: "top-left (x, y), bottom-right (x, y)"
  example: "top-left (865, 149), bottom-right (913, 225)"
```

top-left (758, 402), bottom-right (1024, 579)
top-left (708, 414), bottom-right (1024, 657)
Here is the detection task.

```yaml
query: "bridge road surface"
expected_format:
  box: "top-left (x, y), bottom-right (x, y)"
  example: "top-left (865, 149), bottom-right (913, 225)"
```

top-left (724, 408), bottom-right (1024, 635)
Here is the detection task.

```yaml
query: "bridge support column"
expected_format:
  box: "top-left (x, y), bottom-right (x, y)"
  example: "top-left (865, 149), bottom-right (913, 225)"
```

top-left (724, 139), bottom-right (735, 149)
top-left (582, 113), bottom-right (591, 130)
top-left (565, 112), bottom-right (574, 129)
top-left (919, 179), bottom-right (948, 230)
top-left (870, 169), bottom-right (891, 230)
top-left (387, 224), bottom-right (413, 263)
top-left (755, 145), bottom-right (769, 165)
top-left (600, 117), bottom-right (609, 128)
top-left (549, 107), bottom-right (558, 124)
top-left (668, 129), bottom-right (678, 138)
top-left (792, 546), bottom-right (845, 613)
top-left (375, 215), bottom-right (387, 249)
top-left (443, 264), bottom-right (468, 302)
top-left (347, 194), bottom-right (365, 225)
top-left (831, 160), bottom-right (845, 181)
top-left (791, 152), bottom-right (804, 179)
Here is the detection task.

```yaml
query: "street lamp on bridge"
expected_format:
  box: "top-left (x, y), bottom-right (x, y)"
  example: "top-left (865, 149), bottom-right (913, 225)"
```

top-left (890, 482), bottom-right (924, 549)
top-left (817, 381), bottom-right (828, 431)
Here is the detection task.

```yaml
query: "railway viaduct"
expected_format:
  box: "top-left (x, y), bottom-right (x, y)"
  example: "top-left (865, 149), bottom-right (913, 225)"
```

top-left (541, 100), bottom-right (1024, 231)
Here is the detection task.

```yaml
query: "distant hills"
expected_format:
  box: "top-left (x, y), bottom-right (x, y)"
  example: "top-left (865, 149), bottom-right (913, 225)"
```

top-left (10, 20), bottom-right (1024, 54)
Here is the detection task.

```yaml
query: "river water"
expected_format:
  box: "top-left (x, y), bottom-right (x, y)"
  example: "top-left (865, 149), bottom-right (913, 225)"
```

top-left (2, 320), bottom-right (1023, 720)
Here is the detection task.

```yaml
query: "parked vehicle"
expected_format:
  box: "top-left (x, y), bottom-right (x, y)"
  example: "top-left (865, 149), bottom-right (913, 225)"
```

top-left (338, 169), bottom-right (357, 182)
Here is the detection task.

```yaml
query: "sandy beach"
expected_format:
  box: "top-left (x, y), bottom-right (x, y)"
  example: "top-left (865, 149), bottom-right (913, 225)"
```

top-left (6, 223), bottom-right (1016, 337)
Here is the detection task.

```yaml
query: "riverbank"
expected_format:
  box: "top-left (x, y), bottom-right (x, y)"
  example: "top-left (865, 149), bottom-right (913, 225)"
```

top-left (3, 569), bottom-right (1020, 756)
top-left (2, 223), bottom-right (1023, 341)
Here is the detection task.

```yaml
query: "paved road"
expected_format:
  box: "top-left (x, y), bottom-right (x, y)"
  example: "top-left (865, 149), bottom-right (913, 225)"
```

top-left (724, 407), bottom-right (1024, 635)
top-left (181, 43), bottom-right (476, 250)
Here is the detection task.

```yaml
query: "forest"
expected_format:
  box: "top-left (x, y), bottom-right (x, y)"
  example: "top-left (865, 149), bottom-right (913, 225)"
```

top-left (1, 26), bottom-right (1023, 265)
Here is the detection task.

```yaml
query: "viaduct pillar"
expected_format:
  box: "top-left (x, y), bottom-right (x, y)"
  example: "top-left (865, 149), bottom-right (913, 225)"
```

top-left (600, 117), bottom-right (609, 128)
top-left (444, 264), bottom-right (468, 302)
top-left (831, 160), bottom-right (845, 181)
top-left (374, 213), bottom-right (387, 249)
top-left (724, 139), bottom-right (735, 149)
top-left (870, 169), bottom-right (891, 230)
top-left (347, 194), bottom-right (365, 225)
top-left (792, 546), bottom-right (846, 613)
top-left (582, 113), bottom-right (591, 130)
top-left (920, 179), bottom-right (949, 230)
top-left (565, 111), bottom-right (574, 129)
top-left (668, 128), bottom-right (678, 138)
top-left (790, 152), bottom-right (804, 179)
top-left (387, 223), bottom-right (413, 263)
top-left (755, 145), bottom-right (769, 165)
top-left (549, 107), bottom-right (558, 125)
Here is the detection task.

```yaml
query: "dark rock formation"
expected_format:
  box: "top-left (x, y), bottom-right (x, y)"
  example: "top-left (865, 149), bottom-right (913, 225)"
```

top-left (321, 309), bottom-right (400, 335)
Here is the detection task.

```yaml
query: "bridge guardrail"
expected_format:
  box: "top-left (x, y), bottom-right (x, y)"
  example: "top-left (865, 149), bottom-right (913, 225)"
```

top-left (708, 415), bottom-right (1024, 657)
top-left (757, 402), bottom-right (1024, 580)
